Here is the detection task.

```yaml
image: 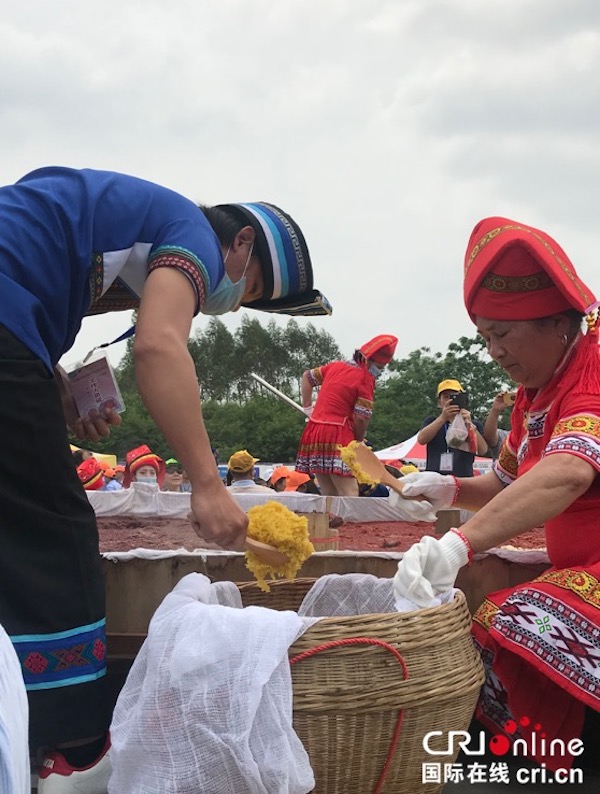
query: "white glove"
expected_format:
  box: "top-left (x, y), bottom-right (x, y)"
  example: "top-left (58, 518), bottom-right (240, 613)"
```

top-left (388, 490), bottom-right (438, 523)
top-left (399, 472), bottom-right (459, 512)
top-left (393, 531), bottom-right (470, 608)
top-left (303, 405), bottom-right (314, 418)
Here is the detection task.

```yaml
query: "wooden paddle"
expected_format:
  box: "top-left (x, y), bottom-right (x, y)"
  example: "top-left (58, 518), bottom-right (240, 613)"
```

top-left (244, 537), bottom-right (289, 566)
top-left (350, 443), bottom-right (427, 500)
top-left (187, 511), bottom-right (288, 566)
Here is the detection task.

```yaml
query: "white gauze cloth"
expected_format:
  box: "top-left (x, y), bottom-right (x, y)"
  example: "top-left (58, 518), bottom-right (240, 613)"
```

top-left (298, 573), bottom-right (454, 617)
top-left (0, 623), bottom-right (30, 794)
top-left (109, 573), bottom-right (318, 794)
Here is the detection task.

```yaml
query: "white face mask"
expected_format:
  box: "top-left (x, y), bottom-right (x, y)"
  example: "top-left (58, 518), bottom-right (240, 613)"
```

top-left (136, 475), bottom-right (157, 485)
top-left (368, 363), bottom-right (383, 378)
top-left (201, 242), bottom-right (254, 315)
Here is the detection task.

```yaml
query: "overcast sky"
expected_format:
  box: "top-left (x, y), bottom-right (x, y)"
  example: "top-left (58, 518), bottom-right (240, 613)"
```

top-left (3, 0), bottom-right (600, 369)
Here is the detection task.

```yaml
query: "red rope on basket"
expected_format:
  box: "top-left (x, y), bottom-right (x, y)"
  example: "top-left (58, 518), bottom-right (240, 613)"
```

top-left (290, 637), bottom-right (409, 794)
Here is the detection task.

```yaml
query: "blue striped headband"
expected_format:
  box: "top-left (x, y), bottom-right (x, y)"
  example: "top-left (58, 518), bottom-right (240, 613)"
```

top-left (215, 201), bottom-right (332, 316)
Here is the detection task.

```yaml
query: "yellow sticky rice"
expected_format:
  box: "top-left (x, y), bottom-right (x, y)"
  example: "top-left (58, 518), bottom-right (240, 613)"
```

top-left (338, 440), bottom-right (379, 486)
top-left (245, 501), bottom-right (314, 592)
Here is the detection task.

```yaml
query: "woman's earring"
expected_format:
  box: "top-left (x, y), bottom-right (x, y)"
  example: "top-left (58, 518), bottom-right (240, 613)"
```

top-left (562, 334), bottom-right (568, 346)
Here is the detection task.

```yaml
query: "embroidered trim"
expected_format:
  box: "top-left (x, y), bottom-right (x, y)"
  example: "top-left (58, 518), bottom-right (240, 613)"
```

top-left (86, 278), bottom-right (140, 315)
top-left (535, 569), bottom-right (600, 609)
top-left (12, 619), bottom-right (107, 691)
top-left (148, 248), bottom-right (208, 310)
top-left (546, 434), bottom-right (600, 469)
top-left (307, 368), bottom-right (323, 387)
top-left (473, 597), bottom-right (500, 631)
top-left (496, 444), bottom-right (518, 480)
top-left (465, 223), bottom-right (593, 307)
top-left (551, 414), bottom-right (600, 440)
top-left (89, 252), bottom-right (104, 304)
top-left (481, 270), bottom-right (555, 294)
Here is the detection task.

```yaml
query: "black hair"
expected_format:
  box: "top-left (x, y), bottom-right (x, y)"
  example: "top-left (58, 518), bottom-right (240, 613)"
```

top-left (199, 205), bottom-right (246, 246)
top-left (532, 309), bottom-right (584, 339)
top-left (72, 450), bottom-right (85, 467)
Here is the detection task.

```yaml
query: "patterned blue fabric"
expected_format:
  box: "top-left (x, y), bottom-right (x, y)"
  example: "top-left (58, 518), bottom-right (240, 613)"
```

top-left (11, 618), bottom-right (106, 691)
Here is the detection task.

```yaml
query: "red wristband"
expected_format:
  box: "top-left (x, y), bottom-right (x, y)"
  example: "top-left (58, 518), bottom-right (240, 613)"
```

top-left (449, 527), bottom-right (473, 563)
top-left (451, 476), bottom-right (461, 506)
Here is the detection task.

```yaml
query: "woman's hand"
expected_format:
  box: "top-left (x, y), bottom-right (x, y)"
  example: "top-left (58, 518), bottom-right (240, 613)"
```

top-left (393, 530), bottom-right (470, 607)
top-left (400, 471), bottom-right (459, 511)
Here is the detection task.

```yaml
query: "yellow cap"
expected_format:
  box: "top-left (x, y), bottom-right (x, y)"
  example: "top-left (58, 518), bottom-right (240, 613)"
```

top-left (437, 379), bottom-right (465, 396)
top-left (228, 449), bottom-right (260, 472)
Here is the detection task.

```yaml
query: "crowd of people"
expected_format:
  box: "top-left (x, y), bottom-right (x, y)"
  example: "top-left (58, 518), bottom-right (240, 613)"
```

top-left (74, 441), bottom-right (411, 500)
top-left (1, 164), bottom-right (598, 791)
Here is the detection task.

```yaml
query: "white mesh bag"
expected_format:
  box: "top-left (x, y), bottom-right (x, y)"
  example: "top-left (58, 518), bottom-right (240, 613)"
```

top-left (298, 573), bottom-right (397, 617)
top-left (109, 573), bottom-right (318, 794)
top-left (298, 573), bottom-right (455, 617)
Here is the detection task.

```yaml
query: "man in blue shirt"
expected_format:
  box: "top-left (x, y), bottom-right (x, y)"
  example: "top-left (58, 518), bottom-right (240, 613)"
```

top-left (0, 167), bottom-right (331, 791)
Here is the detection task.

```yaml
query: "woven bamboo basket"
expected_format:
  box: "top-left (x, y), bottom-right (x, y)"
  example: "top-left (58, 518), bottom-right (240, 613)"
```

top-left (238, 578), bottom-right (485, 794)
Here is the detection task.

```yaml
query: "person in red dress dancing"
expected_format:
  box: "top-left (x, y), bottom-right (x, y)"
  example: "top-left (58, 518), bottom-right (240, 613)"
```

top-left (295, 334), bottom-right (398, 496)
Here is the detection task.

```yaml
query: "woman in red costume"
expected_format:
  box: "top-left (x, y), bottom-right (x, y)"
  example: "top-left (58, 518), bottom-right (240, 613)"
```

top-left (393, 217), bottom-right (600, 772)
top-left (295, 334), bottom-right (398, 496)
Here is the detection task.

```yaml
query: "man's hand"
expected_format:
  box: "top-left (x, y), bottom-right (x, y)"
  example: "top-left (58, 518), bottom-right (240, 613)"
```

top-left (70, 409), bottom-right (122, 442)
top-left (441, 402), bottom-right (461, 422)
top-left (54, 365), bottom-right (121, 441)
top-left (187, 482), bottom-right (248, 550)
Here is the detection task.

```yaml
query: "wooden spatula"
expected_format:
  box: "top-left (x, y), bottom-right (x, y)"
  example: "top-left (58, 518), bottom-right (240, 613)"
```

top-left (244, 537), bottom-right (289, 566)
top-left (187, 511), bottom-right (288, 565)
top-left (349, 443), bottom-right (426, 500)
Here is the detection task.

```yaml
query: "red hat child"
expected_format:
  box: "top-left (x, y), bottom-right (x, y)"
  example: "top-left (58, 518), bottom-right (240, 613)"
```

top-left (77, 458), bottom-right (105, 491)
top-left (123, 445), bottom-right (166, 487)
top-left (358, 334), bottom-right (399, 366)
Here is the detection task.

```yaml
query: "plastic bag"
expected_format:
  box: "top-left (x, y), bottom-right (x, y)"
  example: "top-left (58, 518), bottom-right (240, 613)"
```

top-left (445, 413), bottom-right (469, 449)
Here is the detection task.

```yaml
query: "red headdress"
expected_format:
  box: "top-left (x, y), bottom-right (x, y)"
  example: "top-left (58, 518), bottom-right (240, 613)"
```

top-left (359, 334), bottom-right (399, 366)
top-left (464, 216), bottom-right (599, 394)
top-left (77, 458), bottom-right (104, 491)
top-left (124, 444), bottom-right (165, 487)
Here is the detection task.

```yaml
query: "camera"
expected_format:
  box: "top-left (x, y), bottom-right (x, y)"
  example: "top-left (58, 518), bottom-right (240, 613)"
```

top-left (502, 391), bottom-right (517, 406)
top-left (450, 391), bottom-right (469, 409)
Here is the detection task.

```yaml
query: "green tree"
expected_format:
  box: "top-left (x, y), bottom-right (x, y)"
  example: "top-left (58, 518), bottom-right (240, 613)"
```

top-left (103, 324), bottom-right (512, 463)
top-left (189, 318), bottom-right (237, 402)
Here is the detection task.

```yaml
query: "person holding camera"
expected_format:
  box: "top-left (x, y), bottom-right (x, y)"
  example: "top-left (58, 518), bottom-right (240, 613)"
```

top-left (483, 391), bottom-right (514, 460)
top-left (416, 378), bottom-right (488, 477)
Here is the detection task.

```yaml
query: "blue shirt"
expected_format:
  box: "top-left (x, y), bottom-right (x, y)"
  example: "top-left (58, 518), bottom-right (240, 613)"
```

top-left (103, 479), bottom-right (123, 491)
top-left (0, 167), bottom-right (224, 370)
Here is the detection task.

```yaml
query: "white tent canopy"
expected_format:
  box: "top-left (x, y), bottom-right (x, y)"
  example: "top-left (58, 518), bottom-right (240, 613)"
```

top-left (375, 434), bottom-right (492, 473)
top-left (374, 434), bottom-right (426, 463)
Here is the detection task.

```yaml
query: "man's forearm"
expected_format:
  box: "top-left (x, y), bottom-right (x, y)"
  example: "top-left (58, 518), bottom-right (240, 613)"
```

top-left (417, 415), bottom-right (444, 444)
